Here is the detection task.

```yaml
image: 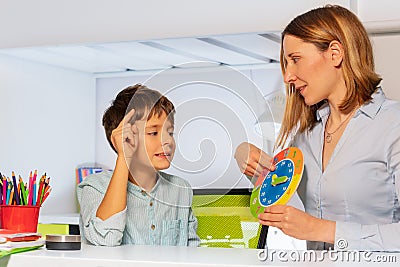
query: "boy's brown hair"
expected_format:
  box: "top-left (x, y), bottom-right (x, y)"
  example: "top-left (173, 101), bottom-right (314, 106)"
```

top-left (102, 84), bottom-right (175, 153)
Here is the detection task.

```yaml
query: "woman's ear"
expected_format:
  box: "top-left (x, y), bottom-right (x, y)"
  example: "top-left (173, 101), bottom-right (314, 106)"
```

top-left (329, 40), bottom-right (343, 67)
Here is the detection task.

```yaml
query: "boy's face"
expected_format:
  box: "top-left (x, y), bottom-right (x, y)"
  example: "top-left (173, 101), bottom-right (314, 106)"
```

top-left (133, 111), bottom-right (175, 171)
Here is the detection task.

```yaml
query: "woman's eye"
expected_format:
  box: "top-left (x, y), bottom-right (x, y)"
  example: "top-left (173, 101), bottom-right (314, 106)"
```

top-left (292, 57), bottom-right (299, 63)
top-left (148, 132), bottom-right (158, 136)
top-left (169, 132), bottom-right (174, 137)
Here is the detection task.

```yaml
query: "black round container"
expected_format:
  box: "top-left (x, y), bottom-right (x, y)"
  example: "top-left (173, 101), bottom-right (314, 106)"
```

top-left (46, 234), bottom-right (81, 250)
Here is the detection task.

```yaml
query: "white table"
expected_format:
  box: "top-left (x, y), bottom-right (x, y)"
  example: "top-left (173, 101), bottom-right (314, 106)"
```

top-left (38, 213), bottom-right (80, 225)
top-left (4, 244), bottom-right (400, 267)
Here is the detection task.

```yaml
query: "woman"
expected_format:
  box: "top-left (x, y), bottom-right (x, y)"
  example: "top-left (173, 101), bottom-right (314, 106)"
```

top-left (235, 5), bottom-right (400, 250)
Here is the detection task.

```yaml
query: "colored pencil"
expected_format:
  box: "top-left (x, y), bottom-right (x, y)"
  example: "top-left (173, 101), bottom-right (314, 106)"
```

top-left (6, 179), bottom-right (11, 205)
top-left (0, 173), bottom-right (3, 205)
top-left (17, 181), bottom-right (21, 204)
top-left (11, 171), bottom-right (20, 205)
top-left (32, 170), bottom-right (37, 205)
top-left (24, 182), bottom-right (29, 203)
top-left (8, 187), bottom-right (14, 205)
top-left (36, 176), bottom-right (44, 206)
top-left (19, 176), bottom-right (27, 205)
top-left (39, 176), bottom-right (49, 205)
top-left (27, 171), bottom-right (33, 205)
top-left (3, 175), bottom-right (6, 205)
top-left (41, 187), bottom-right (51, 204)
top-left (0, 172), bottom-right (2, 205)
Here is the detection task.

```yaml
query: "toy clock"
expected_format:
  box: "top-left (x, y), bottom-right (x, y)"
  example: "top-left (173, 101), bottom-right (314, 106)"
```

top-left (250, 147), bottom-right (304, 218)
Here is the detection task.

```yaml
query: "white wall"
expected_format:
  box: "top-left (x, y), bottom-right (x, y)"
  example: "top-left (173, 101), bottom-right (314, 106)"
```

top-left (0, 55), bottom-right (96, 214)
top-left (357, 0), bottom-right (400, 99)
top-left (357, 0), bottom-right (400, 22)
top-left (371, 34), bottom-right (400, 101)
top-left (95, 65), bottom-right (284, 190)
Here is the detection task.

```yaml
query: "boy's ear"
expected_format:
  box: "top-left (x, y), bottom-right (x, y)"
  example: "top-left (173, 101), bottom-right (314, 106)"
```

top-left (328, 40), bottom-right (343, 67)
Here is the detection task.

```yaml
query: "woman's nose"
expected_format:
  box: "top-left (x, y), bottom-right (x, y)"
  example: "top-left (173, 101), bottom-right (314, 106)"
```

top-left (284, 68), bottom-right (296, 84)
top-left (162, 132), bottom-right (173, 145)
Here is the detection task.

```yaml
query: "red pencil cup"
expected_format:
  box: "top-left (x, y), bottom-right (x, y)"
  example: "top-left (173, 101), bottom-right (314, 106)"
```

top-left (0, 205), bottom-right (40, 233)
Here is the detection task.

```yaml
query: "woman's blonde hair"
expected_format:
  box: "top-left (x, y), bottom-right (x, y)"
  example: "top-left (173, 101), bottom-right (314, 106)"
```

top-left (276, 5), bottom-right (381, 148)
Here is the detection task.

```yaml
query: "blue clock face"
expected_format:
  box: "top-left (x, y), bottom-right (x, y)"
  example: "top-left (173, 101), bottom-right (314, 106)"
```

top-left (259, 159), bottom-right (294, 207)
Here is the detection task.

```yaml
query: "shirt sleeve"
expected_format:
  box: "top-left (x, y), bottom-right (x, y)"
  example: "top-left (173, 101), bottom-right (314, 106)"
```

top-left (79, 184), bottom-right (126, 246)
top-left (187, 207), bottom-right (201, 247)
top-left (335, 221), bottom-right (400, 251)
top-left (335, 121), bottom-right (400, 251)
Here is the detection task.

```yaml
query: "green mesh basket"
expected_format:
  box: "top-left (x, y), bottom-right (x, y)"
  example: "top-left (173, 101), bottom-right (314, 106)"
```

top-left (192, 190), bottom-right (261, 248)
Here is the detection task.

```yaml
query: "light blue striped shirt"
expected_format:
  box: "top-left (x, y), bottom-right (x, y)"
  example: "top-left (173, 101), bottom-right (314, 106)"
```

top-left (293, 88), bottom-right (400, 251)
top-left (77, 171), bottom-right (200, 247)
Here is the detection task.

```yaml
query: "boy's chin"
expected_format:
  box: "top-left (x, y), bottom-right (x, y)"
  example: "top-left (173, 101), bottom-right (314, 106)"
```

top-left (154, 163), bottom-right (171, 171)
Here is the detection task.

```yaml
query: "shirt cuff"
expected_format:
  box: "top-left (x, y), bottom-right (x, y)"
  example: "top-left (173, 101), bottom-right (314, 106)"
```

top-left (335, 221), bottom-right (362, 250)
top-left (90, 207), bottom-right (127, 236)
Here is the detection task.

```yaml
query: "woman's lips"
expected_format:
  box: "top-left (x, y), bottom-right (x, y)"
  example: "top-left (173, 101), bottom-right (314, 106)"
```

top-left (297, 85), bottom-right (306, 94)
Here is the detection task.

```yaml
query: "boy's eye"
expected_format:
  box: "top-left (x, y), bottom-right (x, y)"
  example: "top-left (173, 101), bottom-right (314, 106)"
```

top-left (292, 57), bottom-right (299, 63)
top-left (148, 132), bottom-right (158, 136)
top-left (169, 132), bottom-right (174, 137)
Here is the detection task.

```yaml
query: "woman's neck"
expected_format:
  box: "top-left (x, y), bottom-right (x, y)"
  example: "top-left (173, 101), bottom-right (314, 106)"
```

top-left (326, 80), bottom-right (358, 123)
top-left (327, 101), bottom-right (358, 125)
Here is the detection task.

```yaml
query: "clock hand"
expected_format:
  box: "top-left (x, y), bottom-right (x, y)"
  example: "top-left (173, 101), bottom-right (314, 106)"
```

top-left (271, 174), bottom-right (289, 186)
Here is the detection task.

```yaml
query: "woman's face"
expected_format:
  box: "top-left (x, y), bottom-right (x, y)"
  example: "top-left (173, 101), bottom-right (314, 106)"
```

top-left (282, 35), bottom-right (342, 106)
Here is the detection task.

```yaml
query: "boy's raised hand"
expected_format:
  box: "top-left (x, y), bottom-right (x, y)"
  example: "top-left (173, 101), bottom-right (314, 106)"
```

top-left (111, 109), bottom-right (139, 161)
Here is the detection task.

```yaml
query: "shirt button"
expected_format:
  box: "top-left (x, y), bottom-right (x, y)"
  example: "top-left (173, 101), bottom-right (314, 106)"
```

top-left (141, 190), bottom-right (146, 196)
top-left (151, 224), bottom-right (155, 230)
top-left (150, 202), bottom-right (153, 206)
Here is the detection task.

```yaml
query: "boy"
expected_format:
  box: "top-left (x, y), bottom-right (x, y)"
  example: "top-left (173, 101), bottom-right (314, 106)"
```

top-left (77, 84), bottom-right (200, 246)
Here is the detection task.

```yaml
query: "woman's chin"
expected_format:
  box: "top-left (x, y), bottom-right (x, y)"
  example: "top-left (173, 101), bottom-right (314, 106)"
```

top-left (303, 96), bottom-right (320, 106)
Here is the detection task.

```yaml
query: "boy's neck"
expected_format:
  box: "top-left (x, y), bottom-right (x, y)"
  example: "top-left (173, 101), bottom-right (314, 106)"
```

top-left (128, 167), bottom-right (158, 192)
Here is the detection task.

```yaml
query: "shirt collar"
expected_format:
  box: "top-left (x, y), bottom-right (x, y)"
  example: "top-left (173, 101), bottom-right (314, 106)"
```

top-left (127, 172), bottom-right (161, 196)
top-left (316, 101), bottom-right (330, 121)
top-left (315, 87), bottom-right (385, 121)
top-left (359, 87), bottom-right (385, 119)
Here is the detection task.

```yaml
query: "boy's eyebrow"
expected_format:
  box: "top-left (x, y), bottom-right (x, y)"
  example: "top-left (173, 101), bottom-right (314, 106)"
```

top-left (145, 123), bottom-right (174, 128)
